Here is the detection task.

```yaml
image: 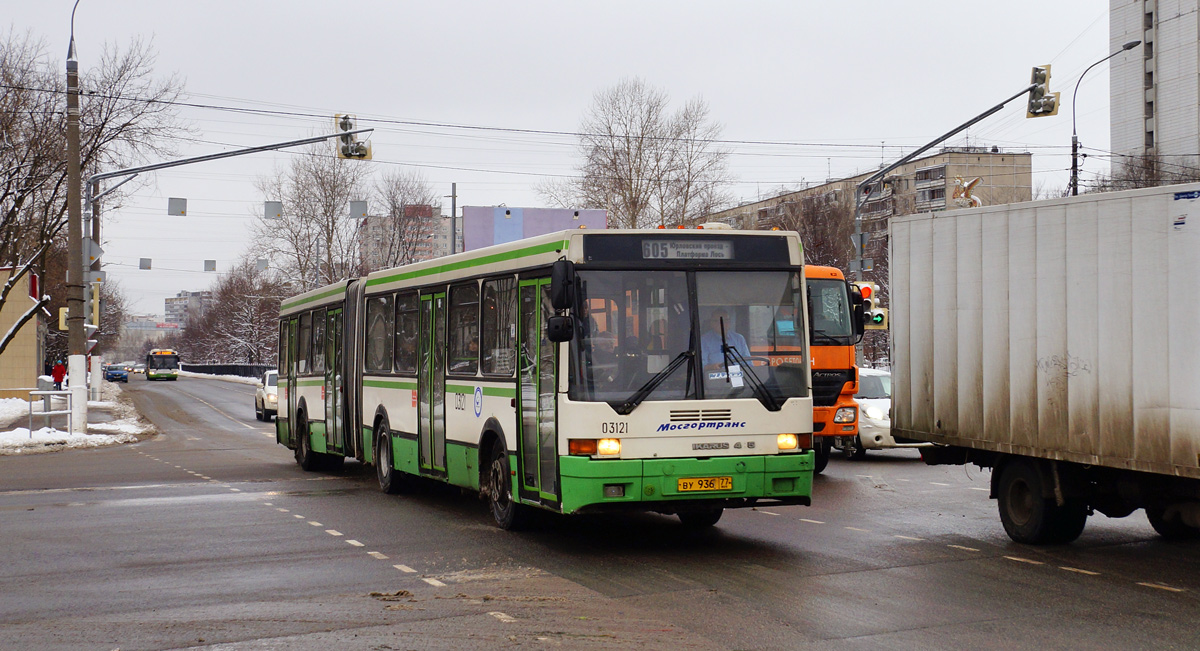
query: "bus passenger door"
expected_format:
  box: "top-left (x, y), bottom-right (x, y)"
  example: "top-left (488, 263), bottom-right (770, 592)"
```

top-left (285, 318), bottom-right (299, 446)
top-left (517, 279), bottom-right (558, 506)
top-left (325, 308), bottom-right (344, 454)
top-left (418, 293), bottom-right (448, 476)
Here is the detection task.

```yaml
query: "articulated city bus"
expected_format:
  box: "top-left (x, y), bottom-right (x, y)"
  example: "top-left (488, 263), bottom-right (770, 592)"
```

top-left (145, 348), bottom-right (180, 381)
top-left (276, 229), bottom-right (815, 529)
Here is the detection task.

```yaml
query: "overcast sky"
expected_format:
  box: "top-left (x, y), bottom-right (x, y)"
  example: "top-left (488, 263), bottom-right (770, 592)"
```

top-left (13, 1), bottom-right (1115, 316)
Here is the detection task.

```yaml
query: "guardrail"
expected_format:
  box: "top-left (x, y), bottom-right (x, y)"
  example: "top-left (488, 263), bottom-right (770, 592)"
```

top-left (28, 390), bottom-right (73, 437)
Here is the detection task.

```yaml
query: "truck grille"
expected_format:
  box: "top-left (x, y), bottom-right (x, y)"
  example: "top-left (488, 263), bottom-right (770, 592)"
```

top-left (811, 369), bottom-right (853, 407)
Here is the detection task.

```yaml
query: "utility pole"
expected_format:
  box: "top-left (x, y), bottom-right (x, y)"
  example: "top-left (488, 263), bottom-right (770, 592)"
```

top-left (449, 182), bottom-right (458, 255)
top-left (65, 8), bottom-right (88, 433)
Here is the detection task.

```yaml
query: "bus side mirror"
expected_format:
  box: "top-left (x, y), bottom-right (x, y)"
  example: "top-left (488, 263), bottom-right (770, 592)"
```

top-left (550, 260), bottom-right (576, 311)
top-left (547, 315), bottom-right (575, 342)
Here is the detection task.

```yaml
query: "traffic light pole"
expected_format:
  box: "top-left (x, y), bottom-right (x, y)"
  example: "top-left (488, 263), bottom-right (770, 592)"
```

top-left (65, 36), bottom-right (87, 433)
top-left (850, 82), bottom-right (1037, 365)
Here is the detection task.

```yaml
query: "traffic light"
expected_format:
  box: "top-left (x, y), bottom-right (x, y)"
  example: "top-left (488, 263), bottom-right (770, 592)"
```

top-left (335, 114), bottom-right (372, 160)
top-left (1027, 65), bottom-right (1060, 118)
top-left (59, 307), bottom-right (68, 331)
top-left (854, 282), bottom-right (889, 330)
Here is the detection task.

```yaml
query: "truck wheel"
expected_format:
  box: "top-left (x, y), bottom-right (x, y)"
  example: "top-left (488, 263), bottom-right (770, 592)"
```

top-left (678, 508), bottom-right (724, 528)
top-left (813, 439), bottom-right (830, 474)
top-left (1049, 500), bottom-right (1088, 544)
top-left (294, 419), bottom-right (320, 472)
top-left (997, 460), bottom-right (1058, 544)
top-left (485, 438), bottom-right (528, 530)
top-left (1146, 506), bottom-right (1200, 540)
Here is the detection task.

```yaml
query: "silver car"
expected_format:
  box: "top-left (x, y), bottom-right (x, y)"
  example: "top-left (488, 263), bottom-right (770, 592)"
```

top-left (255, 370), bottom-right (279, 421)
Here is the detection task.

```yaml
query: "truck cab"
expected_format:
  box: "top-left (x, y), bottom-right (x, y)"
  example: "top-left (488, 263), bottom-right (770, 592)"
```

top-left (804, 265), bottom-right (861, 472)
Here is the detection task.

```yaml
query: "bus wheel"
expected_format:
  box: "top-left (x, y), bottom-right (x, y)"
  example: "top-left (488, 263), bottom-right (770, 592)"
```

top-left (678, 508), bottom-right (723, 528)
top-left (376, 427), bottom-right (405, 495)
top-left (813, 439), bottom-right (830, 474)
top-left (486, 439), bottom-right (527, 530)
top-left (294, 419), bottom-right (319, 472)
top-left (1146, 505), bottom-right (1200, 540)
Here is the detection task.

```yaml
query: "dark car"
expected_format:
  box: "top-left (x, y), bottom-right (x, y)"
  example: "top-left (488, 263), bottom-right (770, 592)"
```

top-left (104, 364), bottom-right (129, 383)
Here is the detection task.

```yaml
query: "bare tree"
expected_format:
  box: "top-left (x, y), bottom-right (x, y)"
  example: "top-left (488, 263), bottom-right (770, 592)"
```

top-left (361, 168), bottom-right (439, 272)
top-left (178, 259), bottom-right (288, 364)
top-left (772, 194), bottom-right (855, 269)
top-left (0, 30), bottom-right (185, 356)
top-left (544, 78), bottom-right (731, 228)
top-left (1091, 149), bottom-right (1200, 192)
top-left (250, 142), bottom-right (372, 291)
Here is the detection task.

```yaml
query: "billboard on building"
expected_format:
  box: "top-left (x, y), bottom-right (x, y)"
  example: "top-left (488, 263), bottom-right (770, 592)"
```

top-left (461, 207), bottom-right (607, 252)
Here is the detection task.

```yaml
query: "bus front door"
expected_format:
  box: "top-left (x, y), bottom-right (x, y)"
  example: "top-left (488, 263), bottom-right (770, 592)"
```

top-left (325, 308), bottom-right (344, 454)
top-left (517, 279), bottom-right (558, 507)
top-left (285, 318), bottom-right (298, 447)
top-left (418, 293), bottom-right (447, 476)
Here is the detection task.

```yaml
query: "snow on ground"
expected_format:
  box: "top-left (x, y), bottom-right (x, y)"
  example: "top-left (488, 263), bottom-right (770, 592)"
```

top-left (0, 381), bottom-right (155, 455)
top-left (178, 370), bottom-right (260, 385)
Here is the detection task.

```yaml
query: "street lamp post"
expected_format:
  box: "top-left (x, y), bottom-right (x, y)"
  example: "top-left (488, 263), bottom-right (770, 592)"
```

top-left (1071, 40), bottom-right (1141, 196)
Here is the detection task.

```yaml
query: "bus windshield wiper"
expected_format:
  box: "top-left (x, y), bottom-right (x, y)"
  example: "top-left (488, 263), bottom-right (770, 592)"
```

top-left (613, 350), bottom-right (694, 415)
top-left (722, 345), bottom-right (784, 412)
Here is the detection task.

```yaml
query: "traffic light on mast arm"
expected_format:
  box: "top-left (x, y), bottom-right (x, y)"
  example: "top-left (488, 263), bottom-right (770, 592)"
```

top-left (854, 282), bottom-right (889, 330)
top-left (335, 114), bottom-right (372, 160)
top-left (1027, 65), bottom-right (1060, 118)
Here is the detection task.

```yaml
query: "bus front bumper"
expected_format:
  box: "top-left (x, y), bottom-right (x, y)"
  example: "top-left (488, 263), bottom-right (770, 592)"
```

top-left (558, 452), bottom-right (813, 515)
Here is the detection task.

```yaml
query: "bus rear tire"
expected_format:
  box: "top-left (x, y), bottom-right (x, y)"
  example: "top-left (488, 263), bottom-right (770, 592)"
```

top-left (486, 438), bottom-right (527, 530)
top-left (294, 419), bottom-right (320, 472)
top-left (376, 428), bottom-right (405, 495)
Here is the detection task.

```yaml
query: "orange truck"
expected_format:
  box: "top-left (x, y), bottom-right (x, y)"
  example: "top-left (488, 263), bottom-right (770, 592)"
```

top-left (804, 265), bottom-right (864, 472)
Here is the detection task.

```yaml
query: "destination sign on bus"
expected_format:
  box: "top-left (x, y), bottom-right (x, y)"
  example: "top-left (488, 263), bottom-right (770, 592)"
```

top-left (642, 240), bottom-right (733, 260)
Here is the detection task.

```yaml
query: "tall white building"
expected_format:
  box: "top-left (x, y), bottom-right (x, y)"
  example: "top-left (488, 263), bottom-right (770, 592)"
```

top-left (164, 290), bottom-right (211, 327)
top-left (1111, 0), bottom-right (1200, 162)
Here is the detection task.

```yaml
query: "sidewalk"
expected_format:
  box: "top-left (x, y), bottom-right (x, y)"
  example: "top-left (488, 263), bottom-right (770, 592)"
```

top-left (0, 382), bottom-right (156, 455)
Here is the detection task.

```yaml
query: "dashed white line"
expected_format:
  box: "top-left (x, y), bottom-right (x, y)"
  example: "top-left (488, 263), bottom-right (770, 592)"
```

top-left (947, 544), bottom-right (979, 552)
top-left (1138, 582), bottom-right (1184, 593)
top-left (759, 510), bottom-right (781, 516)
top-left (489, 611), bottom-right (516, 623)
top-left (422, 578), bottom-right (446, 587)
top-left (968, 487), bottom-right (989, 492)
top-left (346, 540), bottom-right (364, 547)
top-left (229, 488), bottom-right (241, 492)
top-left (894, 535), bottom-right (925, 541)
top-left (200, 476), bottom-right (211, 480)
top-left (1004, 556), bottom-right (1044, 565)
top-left (844, 526), bottom-right (870, 533)
top-left (263, 502), bottom-right (273, 506)
top-left (368, 552), bottom-right (389, 559)
top-left (394, 564), bottom-right (416, 573)
top-left (799, 518), bottom-right (824, 524)
top-left (1060, 566), bottom-right (1100, 576)
top-left (293, 514), bottom-right (305, 519)
top-left (277, 508), bottom-right (289, 512)
top-left (308, 521), bottom-right (323, 527)
top-left (929, 482), bottom-right (951, 486)
top-left (325, 530), bottom-right (343, 537)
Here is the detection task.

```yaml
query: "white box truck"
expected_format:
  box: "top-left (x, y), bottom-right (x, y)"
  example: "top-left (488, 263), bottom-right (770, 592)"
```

top-left (890, 183), bottom-right (1200, 544)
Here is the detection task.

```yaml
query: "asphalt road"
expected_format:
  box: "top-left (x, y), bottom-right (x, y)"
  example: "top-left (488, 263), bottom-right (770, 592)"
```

top-left (1, 374), bottom-right (1197, 650)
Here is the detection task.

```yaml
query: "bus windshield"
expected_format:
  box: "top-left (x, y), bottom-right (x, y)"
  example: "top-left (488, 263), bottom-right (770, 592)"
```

top-left (568, 269), bottom-right (807, 407)
top-left (147, 354), bottom-right (179, 370)
top-left (807, 278), bottom-right (854, 345)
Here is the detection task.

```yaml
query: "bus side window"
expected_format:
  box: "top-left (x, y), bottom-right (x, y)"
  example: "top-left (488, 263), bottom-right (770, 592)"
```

top-left (298, 312), bottom-right (312, 375)
top-left (365, 294), bottom-right (394, 373)
top-left (393, 292), bottom-right (419, 374)
top-left (448, 281), bottom-right (480, 375)
top-left (481, 277), bottom-right (517, 376)
top-left (311, 308), bottom-right (327, 374)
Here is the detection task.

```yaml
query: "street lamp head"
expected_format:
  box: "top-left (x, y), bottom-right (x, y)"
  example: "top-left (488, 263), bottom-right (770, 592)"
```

top-left (1122, 40), bottom-right (1141, 51)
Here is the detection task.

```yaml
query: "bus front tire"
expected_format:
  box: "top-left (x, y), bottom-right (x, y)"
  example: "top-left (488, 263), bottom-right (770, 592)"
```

top-left (486, 439), bottom-right (527, 530)
top-left (376, 428), bottom-right (405, 495)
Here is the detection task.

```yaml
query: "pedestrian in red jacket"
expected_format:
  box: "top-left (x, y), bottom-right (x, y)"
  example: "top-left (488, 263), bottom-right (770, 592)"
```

top-left (52, 361), bottom-right (66, 390)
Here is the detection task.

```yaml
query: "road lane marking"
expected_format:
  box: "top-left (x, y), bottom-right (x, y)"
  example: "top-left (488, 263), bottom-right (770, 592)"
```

top-left (799, 518), bottom-right (824, 524)
top-left (263, 502), bottom-right (273, 506)
top-left (894, 535), bottom-right (925, 541)
top-left (968, 487), bottom-right (990, 492)
top-left (229, 488), bottom-right (241, 492)
top-left (346, 540), bottom-right (364, 547)
top-left (845, 526), bottom-right (870, 532)
top-left (277, 508), bottom-right (289, 512)
top-left (896, 478), bottom-right (910, 482)
top-left (171, 386), bottom-right (257, 430)
top-left (759, 510), bottom-right (781, 516)
top-left (326, 530), bottom-right (343, 536)
top-left (947, 544), bottom-right (979, 552)
top-left (489, 611), bottom-right (516, 623)
top-left (1138, 582), bottom-right (1184, 593)
top-left (422, 578), bottom-right (446, 587)
top-left (1004, 556), bottom-right (1044, 565)
top-left (929, 482), bottom-right (951, 486)
top-left (1060, 566), bottom-right (1100, 576)
top-left (308, 521), bottom-right (323, 527)
top-left (368, 552), bottom-right (389, 559)
top-left (293, 514), bottom-right (305, 519)
top-left (200, 476), bottom-right (211, 480)
top-left (394, 564), bottom-right (416, 573)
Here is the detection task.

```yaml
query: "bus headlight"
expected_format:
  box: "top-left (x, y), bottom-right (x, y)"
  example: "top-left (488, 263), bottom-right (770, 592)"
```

top-left (569, 438), bottom-right (621, 457)
top-left (834, 406), bottom-right (857, 423)
top-left (777, 433), bottom-right (799, 450)
top-left (597, 438), bottom-right (621, 456)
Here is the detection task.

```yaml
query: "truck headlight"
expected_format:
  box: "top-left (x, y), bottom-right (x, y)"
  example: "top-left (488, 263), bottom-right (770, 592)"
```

top-left (833, 406), bottom-right (857, 423)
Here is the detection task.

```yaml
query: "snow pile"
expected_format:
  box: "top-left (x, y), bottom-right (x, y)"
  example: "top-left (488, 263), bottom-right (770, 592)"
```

top-left (178, 370), bottom-right (260, 385)
top-left (0, 382), bottom-right (155, 455)
top-left (0, 427), bottom-right (138, 454)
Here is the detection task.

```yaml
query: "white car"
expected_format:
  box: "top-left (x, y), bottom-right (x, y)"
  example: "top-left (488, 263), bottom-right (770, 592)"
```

top-left (837, 368), bottom-right (931, 459)
top-left (255, 370), bottom-right (279, 421)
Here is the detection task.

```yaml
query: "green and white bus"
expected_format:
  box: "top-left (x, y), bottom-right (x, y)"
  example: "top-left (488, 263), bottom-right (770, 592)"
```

top-left (146, 348), bottom-right (180, 381)
top-left (277, 229), bottom-right (816, 529)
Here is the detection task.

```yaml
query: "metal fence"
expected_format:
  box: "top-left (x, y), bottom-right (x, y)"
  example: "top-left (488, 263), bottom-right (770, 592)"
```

top-left (180, 363), bottom-right (274, 379)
